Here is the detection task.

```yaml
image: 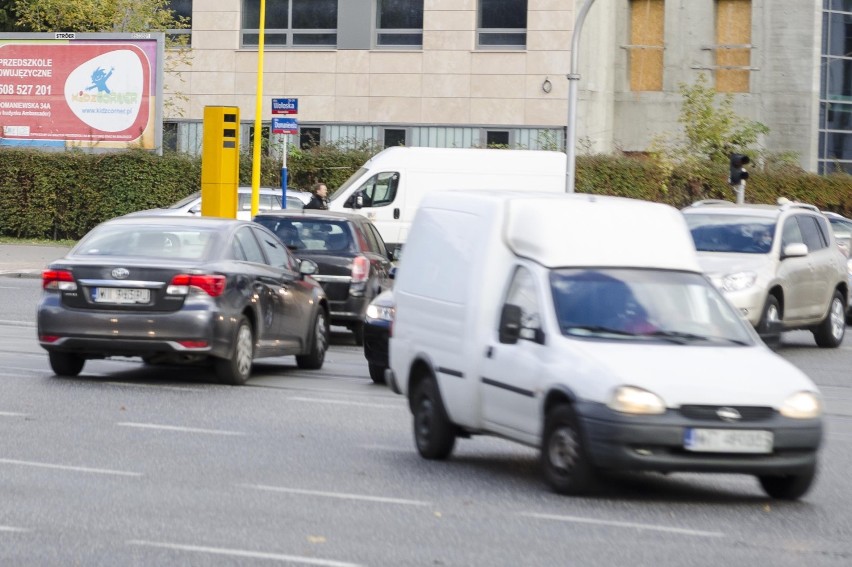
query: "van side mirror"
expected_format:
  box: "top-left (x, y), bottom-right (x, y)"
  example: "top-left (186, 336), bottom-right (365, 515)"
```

top-left (782, 243), bottom-right (808, 259)
top-left (498, 304), bottom-right (522, 344)
top-left (344, 192), bottom-right (364, 210)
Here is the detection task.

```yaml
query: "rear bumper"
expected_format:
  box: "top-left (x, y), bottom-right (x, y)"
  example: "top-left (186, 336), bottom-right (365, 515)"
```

top-left (575, 402), bottom-right (822, 476)
top-left (328, 296), bottom-right (370, 325)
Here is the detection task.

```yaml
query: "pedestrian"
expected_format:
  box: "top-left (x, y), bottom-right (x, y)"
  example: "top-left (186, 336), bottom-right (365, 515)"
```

top-left (305, 182), bottom-right (329, 210)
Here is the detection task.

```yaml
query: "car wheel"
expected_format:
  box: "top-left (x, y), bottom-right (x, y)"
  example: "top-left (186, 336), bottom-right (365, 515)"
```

top-left (368, 363), bottom-right (386, 384)
top-left (215, 316), bottom-right (254, 385)
top-left (48, 352), bottom-right (85, 377)
top-left (756, 295), bottom-right (782, 347)
top-left (296, 309), bottom-right (329, 370)
top-left (813, 290), bottom-right (846, 348)
top-left (541, 404), bottom-right (596, 495)
top-left (758, 463), bottom-right (817, 500)
top-left (411, 376), bottom-right (456, 460)
top-left (350, 322), bottom-right (365, 346)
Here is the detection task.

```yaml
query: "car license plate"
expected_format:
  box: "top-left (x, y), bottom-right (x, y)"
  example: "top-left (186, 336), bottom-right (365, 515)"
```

top-left (684, 428), bottom-right (773, 454)
top-left (92, 287), bottom-right (151, 304)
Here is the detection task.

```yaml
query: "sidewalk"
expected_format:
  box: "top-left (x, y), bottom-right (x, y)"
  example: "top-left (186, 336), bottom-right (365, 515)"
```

top-left (0, 243), bottom-right (72, 278)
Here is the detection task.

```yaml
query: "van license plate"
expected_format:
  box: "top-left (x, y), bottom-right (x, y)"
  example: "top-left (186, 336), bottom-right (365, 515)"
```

top-left (93, 288), bottom-right (151, 304)
top-left (684, 428), bottom-right (773, 454)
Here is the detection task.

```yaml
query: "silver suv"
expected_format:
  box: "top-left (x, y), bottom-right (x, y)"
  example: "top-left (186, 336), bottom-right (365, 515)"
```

top-left (683, 199), bottom-right (848, 348)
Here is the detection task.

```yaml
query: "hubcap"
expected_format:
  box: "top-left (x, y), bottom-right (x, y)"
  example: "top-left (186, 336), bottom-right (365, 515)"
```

top-left (315, 313), bottom-right (328, 353)
top-left (235, 324), bottom-right (253, 378)
top-left (548, 426), bottom-right (579, 474)
top-left (830, 298), bottom-right (845, 340)
top-left (416, 397), bottom-right (434, 444)
top-left (766, 303), bottom-right (780, 324)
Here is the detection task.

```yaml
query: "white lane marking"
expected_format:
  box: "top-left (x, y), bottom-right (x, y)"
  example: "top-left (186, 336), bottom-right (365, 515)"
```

top-left (126, 541), bottom-right (362, 567)
top-left (287, 396), bottom-right (401, 410)
top-left (520, 512), bottom-right (725, 538)
top-left (117, 422), bottom-right (245, 436)
top-left (105, 382), bottom-right (208, 392)
top-left (240, 484), bottom-right (431, 507)
top-left (0, 411), bottom-right (29, 417)
top-left (0, 526), bottom-right (29, 533)
top-left (0, 319), bottom-right (36, 326)
top-left (0, 458), bottom-right (141, 477)
top-left (360, 444), bottom-right (410, 453)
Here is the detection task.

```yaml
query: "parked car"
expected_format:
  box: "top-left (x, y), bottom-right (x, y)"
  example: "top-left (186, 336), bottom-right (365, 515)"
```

top-left (682, 199), bottom-right (848, 347)
top-left (253, 210), bottom-right (394, 345)
top-left (126, 187), bottom-right (311, 221)
top-left (363, 289), bottom-right (394, 384)
top-left (822, 211), bottom-right (852, 322)
top-left (37, 216), bottom-right (330, 384)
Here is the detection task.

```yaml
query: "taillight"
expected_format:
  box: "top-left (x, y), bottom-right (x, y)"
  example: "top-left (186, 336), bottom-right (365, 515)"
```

top-left (178, 340), bottom-right (209, 349)
top-left (39, 335), bottom-right (61, 343)
top-left (351, 256), bottom-right (370, 284)
top-left (167, 274), bottom-right (226, 297)
top-left (42, 269), bottom-right (77, 291)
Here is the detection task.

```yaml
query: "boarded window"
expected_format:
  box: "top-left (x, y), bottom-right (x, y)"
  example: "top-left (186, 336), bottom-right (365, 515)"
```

top-left (629, 0), bottom-right (665, 91)
top-left (715, 0), bottom-right (752, 93)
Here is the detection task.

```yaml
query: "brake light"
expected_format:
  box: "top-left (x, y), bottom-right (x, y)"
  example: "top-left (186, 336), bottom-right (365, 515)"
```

top-left (42, 269), bottom-right (77, 291)
top-left (167, 274), bottom-right (226, 297)
top-left (178, 340), bottom-right (209, 349)
top-left (39, 335), bottom-right (61, 343)
top-left (351, 256), bottom-right (370, 284)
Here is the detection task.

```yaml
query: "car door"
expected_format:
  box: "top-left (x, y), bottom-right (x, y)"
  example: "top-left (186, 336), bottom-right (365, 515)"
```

top-left (798, 214), bottom-right (837, 317)
top-left (252, 226), bottom-right (315, 350)
top-left (480, 265), bottom-right (547, 437)
top-left (777, 216), bottom-right (814, 321)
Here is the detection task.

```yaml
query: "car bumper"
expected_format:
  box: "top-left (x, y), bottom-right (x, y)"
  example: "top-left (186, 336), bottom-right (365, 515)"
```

top-left (363, 319), bottom-right (390, 367)
top-left (575, 402), bottom-right (822, 476)
top-left (328, 296), bottom-right (370, 325)
top-left (719, 287), bottom-right (765, 326)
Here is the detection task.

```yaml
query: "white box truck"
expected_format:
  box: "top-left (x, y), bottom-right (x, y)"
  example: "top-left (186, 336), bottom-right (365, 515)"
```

top-left (388, 190), bottom-right (823, 499)
top-left (327, 147), bottom-right (566, 251)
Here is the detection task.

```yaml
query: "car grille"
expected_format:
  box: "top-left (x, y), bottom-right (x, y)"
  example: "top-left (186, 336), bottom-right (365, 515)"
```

top-left (679, 405), bottom-right (775, 422)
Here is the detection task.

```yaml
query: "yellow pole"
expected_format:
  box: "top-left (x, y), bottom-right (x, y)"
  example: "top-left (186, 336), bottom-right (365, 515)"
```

top-left (250, 0), bottom-right (267, 218)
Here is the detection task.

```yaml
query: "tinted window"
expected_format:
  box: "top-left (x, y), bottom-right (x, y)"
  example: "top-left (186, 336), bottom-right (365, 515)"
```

top-left (255, 218), bottom-right (353, 253)
top-left (234, 227), bottom-right (266, 263)
top-left (797, 215), bottom-right (828, 250)
top-left (74, 227), bottom-right (212, 261)
top-left (685, 214), bottom-right (775, 254)
top-left (253, 227), bottom-right (292, 269)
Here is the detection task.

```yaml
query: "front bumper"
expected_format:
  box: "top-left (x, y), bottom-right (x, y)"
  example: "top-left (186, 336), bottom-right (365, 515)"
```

top-left (575, 401), bottom-right (822, 476)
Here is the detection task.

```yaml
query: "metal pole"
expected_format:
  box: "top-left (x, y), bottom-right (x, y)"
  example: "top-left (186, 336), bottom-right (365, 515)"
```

top-left (566, 0), bottom-right (597, 193)
top-left (250, 0), bottom-right (267, 218)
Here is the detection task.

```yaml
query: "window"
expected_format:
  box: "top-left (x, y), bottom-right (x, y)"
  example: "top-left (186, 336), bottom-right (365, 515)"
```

top-left (300, 127), bottom-right (322, 149)
top-left (253, 227), bottom-right (292, 269)
top-left (377, 0), bottom-right (423, 47)
top-left (781, 217), bottom-right (805, 248)
top-left (628, 0), bottom-right (664, 91)
top-left (486, 130), bottom-right (510, 147)
top-left (166, 0), bottom-right (192, 45)
top-left (241, 0), bottom-right (338, 48)
top-left (477, 0), bottom-right (527, 49)
top-left (503, 266), bottom-right (542, 335)
top-left (234, 227), bottom-right (266, 264)
top-left (367, 224), bottom-right (388, 257)
top-left (359, 172), bottom-right (399, 208)
top-left (796, 216), bottom-right (829, 251)
top-left (383, 128), bottom-right (407, 148)
top-left (715, 0), bottom-right (752, 93)
top-left (819, 1), bottom-right (852, 173)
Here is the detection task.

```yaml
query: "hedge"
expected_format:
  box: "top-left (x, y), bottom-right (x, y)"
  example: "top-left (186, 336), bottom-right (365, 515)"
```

top-left (1, 146), bottom-right (850, 240)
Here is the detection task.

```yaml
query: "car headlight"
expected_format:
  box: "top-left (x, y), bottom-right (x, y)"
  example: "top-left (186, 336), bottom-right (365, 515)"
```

top-left (607, 386), bottom-right (666, 415)
top-left (721, 271), bottom-right (757, 292)
top-left (779, 391), bottom-right (822, 419)
top-left (366, 304), bottom-right (395, 322)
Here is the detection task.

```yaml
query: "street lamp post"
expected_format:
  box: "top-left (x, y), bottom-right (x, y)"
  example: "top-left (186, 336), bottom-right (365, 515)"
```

top-left (565, 0), bottom-right (597, 193)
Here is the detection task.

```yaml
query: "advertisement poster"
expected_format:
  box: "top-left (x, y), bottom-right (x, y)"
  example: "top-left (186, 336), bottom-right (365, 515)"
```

top-left (0, 33), bottom-right (163, 150)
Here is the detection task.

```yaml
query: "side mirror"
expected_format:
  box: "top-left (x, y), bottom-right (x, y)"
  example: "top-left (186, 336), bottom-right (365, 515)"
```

top-left (782, 243), bottom-right (808, 259)
top-left (498, 304), bottom-right (522, 344)
top-left (298, 258), bottom-right (318, 277)
top-left (344, 192), bottom-right (363, 210)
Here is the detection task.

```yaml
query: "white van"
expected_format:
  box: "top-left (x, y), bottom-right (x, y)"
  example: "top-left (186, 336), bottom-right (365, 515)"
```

top-left (388, 191), bottom-right (824, 499)
top-left (328, 147), bottom-right (566, 250)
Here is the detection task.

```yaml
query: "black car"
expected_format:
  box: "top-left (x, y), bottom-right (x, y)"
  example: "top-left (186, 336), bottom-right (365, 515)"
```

top-left (253, 210), bottom-right (393, 344)
top-left (37, 216), bottom-right (330, 385)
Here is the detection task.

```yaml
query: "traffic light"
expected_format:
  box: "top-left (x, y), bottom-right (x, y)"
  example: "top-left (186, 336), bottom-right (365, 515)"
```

top-left (729, 153), bottom-right (750, 185)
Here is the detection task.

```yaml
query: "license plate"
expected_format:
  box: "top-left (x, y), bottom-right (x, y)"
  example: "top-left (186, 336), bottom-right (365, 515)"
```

top-left (92, 287), bottom-right (151, 304)
top-left (684, 428), bottom-right (773, 454)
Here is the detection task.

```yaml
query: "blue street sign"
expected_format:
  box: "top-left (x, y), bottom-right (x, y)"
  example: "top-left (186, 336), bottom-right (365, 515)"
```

top-left (271, 117), bottom-right (298, 134)
top-left (272, 98), bottom-right (298, 115)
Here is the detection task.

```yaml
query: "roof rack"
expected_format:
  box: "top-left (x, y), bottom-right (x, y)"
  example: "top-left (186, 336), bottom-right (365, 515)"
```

top-left (776, 197), bottom-right (820, 212)
top-left (688, 199), bottom-right (736, 207)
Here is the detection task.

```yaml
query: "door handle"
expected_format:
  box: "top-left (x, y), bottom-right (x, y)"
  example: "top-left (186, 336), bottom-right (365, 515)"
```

top-left (394, 208), bottom-right (400, 219)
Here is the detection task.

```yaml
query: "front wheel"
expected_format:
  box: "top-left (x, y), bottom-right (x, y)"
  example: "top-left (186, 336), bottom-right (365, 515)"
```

top-left (296, 309), bottom-right (329, 370)
top-left (48, 351), bottom-right (85, 377)
top-left (215, 316), bottom-right (254, 385)
top-left (541, 405), bottom-right (596, 495)
top-left (411, 376), bottom-right (456, 460)
top-left (757, 295), bottom-right (782, 349)
top-left (758, 463), bottom-right (817, 500)
top-left (813, 290), bottom-right (846, 348)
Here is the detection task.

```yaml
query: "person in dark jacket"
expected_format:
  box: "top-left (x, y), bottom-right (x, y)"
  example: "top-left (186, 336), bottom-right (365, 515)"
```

top-left (304, 182), bottom-right (329, 210)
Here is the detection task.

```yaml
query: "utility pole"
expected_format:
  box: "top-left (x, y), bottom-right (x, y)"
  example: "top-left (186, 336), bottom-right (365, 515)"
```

top-left (565, 0), bottom-right (597, 193)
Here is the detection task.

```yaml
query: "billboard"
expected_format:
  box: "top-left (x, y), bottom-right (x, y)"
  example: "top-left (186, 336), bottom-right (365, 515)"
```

top-left (0, 33), bottom-right (163, 151)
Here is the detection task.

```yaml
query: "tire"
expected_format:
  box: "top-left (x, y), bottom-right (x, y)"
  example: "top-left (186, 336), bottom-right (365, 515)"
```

top-left (758, 463), bottom-right (817, 500)
top-left (813, 290), bottom-right (846, 348)
top-left (757, 295), bottom-right (782, 349)
top-left (368, 363), bottom-right (386, 384)
top-left (48, 351), bottom-right (85, 377)
top-left (350, 322), bottom-right (365, 346)
top-left (215, 316), bottom-right (254, 385)
top-left (411, 376), bottom-right (456, 460)
top-left (541, 404), bottom-right (596, 495)
top-left (296, 309), bottom-right (329, 370)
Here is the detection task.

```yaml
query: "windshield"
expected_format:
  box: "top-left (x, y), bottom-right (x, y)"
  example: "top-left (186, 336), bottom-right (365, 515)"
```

top-left (167, 192), bottom-right (200, 210)
top-left (550, 269), bottom-right (754, 345)
top-left (329, 167), bottom-right (369, 201)
top-left (685, 214), bottom-right (775, 253)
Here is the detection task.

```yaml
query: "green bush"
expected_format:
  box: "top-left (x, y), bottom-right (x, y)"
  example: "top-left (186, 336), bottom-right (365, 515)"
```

top-left (1, 146), bottom-right (850, 240)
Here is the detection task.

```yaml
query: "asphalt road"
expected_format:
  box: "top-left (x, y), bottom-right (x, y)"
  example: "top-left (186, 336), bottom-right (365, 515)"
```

top-left (1, 277), bottom-right (852, 566)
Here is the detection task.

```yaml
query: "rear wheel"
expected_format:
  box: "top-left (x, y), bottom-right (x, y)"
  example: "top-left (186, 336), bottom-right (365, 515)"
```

top-left (411, 376), bottom-right (456, 460)
top-left (215, 316), bottom-right (254, 385)
top-left (296, 309), bottom-right (329, 370)
top-left (541, 404), bottom-right (596, 495)
top-left (368, 363), bottom-right (386, 384)
top-left (48, 352), bottom-right (85, 377)
top-left (813, 290), bottom-right (846, 348)
top-left (758, 463), bottom-right (817, 500)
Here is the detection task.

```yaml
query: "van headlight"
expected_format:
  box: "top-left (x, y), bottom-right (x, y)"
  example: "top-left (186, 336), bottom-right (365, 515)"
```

top-left (779, 391), bottom-right (822, 419)
top-left (608, 386), bottom-right (666, 415)
top-left (721, 271), bottom-right (757, 292)
top-left (366, 304), bottom-right (395, 322)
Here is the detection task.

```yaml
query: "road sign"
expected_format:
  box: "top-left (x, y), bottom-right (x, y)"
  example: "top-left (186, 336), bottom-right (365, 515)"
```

top-left (272, 98), bottom-right (298, 115)
top-left (271, 117), bottom-right (298, 134)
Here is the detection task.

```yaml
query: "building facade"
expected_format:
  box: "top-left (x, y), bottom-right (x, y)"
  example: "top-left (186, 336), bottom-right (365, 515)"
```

top-left (163, 0), bottom-right (851, 174)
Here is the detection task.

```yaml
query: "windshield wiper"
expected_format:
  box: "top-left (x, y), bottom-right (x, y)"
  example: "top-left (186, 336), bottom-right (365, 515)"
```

top-left (645, 330), bottom-right (749, 345)
top-left (563, 325), bottom-right (641, 337)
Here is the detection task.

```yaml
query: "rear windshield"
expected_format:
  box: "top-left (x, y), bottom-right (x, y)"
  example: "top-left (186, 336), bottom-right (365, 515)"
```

top-left (685, 214), bottom-right (776, 254)
top-left (72, 226), bottom-right (215, 261)
top-left (255, 218), bottom-right (353, 252)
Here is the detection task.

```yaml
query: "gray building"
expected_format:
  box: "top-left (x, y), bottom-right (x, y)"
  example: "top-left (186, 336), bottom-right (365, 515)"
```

top-left (163, 1), bottom-right (851, 174)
